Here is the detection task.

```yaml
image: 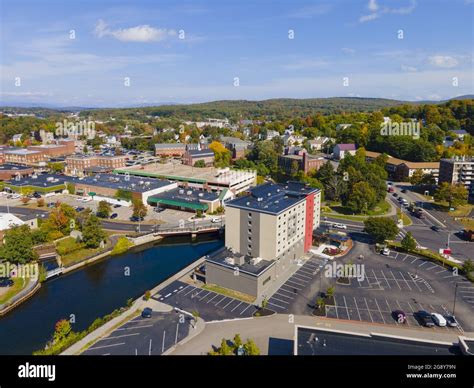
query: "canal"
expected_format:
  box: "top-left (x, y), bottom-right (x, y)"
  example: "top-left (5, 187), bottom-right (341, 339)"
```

top-left (0, 237), bottom-right (223, 355)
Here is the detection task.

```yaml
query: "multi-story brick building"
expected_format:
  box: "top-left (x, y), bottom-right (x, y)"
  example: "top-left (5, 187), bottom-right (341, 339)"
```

top-left (278, 152), bottom-right (326, 175)
top-left (65, 154), bottom-right (126, 176)
top-left (205, 182), bottom-right (321, 299)
top-left (182, 149), bottom-right (215, 166)
top-left (3, 149), bottom-right (45, 166)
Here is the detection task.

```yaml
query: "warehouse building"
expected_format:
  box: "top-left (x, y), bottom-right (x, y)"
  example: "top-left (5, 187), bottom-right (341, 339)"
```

top-left (147, 187), bottom-right (226, 213)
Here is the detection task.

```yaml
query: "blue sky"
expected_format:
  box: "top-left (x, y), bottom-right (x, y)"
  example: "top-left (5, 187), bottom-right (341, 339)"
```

top-left (1, 0), bottom-right (473, 107)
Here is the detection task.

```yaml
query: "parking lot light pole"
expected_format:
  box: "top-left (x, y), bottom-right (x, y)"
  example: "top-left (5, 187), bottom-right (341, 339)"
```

top-left (452, 283), bottom-right (458, 316)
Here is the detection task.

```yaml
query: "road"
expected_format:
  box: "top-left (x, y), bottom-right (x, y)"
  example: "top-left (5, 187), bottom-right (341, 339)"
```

top-left (0, 205), bottom-right (223, 233)
top-left (388, 183), bottom-right (472, 262)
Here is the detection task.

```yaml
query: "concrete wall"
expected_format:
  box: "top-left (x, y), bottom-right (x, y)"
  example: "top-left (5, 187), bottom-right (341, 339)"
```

top-left (225, 206), bottom-right (241, 252)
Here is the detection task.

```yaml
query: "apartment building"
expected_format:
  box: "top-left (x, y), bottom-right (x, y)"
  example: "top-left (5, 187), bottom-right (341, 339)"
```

top-left (278, 151), bottom-right (326, 175)
top-left (205, 182), bottom-right (321, 299)
top-left (3, 149), bottom-right (45, 166)
top-left (439, 157), bottom-right (474, 201)
top-left (65, 154), bottom-right (126, 176)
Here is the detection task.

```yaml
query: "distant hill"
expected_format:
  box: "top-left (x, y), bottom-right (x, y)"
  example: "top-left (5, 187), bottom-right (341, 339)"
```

top-left (2, 95), bottom-right (473, 121)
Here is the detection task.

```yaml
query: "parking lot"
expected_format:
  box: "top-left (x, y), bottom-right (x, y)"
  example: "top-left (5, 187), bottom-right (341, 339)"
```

top-left (82, 311), bottom-right (191, 355)
top-left (267, 256), bottom-right (326, 313)
top-left (325, 293), bottom-right (464, 333)
top-left (385, 250), bottom-right (474, 307)
top-left (154, 280), bottom-right (258, 321)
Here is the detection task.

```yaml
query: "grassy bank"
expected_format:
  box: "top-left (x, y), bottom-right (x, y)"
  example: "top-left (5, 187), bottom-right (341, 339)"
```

top-left (0, 277), bottom-right (28, 305)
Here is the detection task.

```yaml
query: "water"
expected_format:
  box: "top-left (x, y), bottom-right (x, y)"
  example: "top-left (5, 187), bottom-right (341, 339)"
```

top-left (0, 238), bottom-right (223, 355)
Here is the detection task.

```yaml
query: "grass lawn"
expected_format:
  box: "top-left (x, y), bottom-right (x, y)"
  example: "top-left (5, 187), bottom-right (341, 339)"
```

top-left (459, 218), bottom-right (474, 230)
top-left (202, 284), bottom-right (255, 303)
top-left (400, 213), bottom-right (412, 226)
top-left (323, 200), bottom-right (391, 220)
top-left (56, 237), bottom-right (106, 267)
top-left (0, 277), bottom-right (28, 305)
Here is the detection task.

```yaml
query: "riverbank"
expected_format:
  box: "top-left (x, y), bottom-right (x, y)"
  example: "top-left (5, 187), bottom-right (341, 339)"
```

top-left (0, 237), bottom-right (223, 355)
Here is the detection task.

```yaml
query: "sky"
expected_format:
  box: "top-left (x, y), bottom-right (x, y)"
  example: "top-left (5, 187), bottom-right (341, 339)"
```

top-left (0, 0), bottom-right (473, 107)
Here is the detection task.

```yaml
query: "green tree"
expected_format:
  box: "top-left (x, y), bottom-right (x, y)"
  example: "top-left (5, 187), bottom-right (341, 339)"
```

top-left (219, 338), bottom-right (233, 355)
top-left (409, 169), bottom-right (425, 186)
top-left (48, 162), bottom-right (64, 174)
top-left (115, 189), bottom-right (133, 201)
top-left (364, 217), bottom-right (399, 243)
top-left (434, 182), bottom-right (468, 209)
top-left (96, 200), bottom-right (112, 218)
top-left (132, 199), bottom-right (148, 218)
top-left (233, 334), bottom-right (243, 349)
top-left (82, 214), bottom-right (106, 248)
top-left (53, 319), bottom-right (72, 344)
top-left (243, 339), bottom-right (260, 355)
top-left (345, 181), bottom-right (377, 214)
top-left (326, 286), bottom-right (335, 298)
top-left (401, 231), bottom-right (417, 251)
top-left (0, 224), bottom-right (37, 264)
top-left (194, 160), bottom-right (206, 168)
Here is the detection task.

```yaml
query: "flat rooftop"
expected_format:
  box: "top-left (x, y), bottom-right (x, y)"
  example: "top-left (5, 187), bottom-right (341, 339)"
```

top-left (114, 163), bottom-right (256, 186)
top-left (0, 164), bottom-right (33, 171)
top-left (226, 182), bottom-right (319, 215)
top-left (4, 174), bottom-right (66, 188)
top-left (64, 173), bottom-right (175, 193)
top-left (148, 187), bottom-right (219, 210)
top-left (206, 247), bottom-right (275, 276)
top-left (295, 327), bottom-right (461, 356)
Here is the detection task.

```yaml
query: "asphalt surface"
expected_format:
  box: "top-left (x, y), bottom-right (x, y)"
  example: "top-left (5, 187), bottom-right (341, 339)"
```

top-left (82, 311), bottom-right (191, 355)
top-left (154, 280), bottom-right (258, 321)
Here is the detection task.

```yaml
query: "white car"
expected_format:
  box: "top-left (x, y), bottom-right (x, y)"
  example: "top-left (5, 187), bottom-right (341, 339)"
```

top-left (210, 217), bottom-right (220, 223)
top-left (381, 248), bottom-right (390, 256)
top-left (332, 223), bottom-right (347, 230)
top-left (431, 313), bottom-right (447, 327)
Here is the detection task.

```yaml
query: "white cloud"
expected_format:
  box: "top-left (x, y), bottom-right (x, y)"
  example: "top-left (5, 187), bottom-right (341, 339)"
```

top-left (368, 0), bottom-right (379, 12)
top-left (94, 19), bottom-right (177, 42)
top-left (428, 55), bottom-right (459, 68)
top-left (401, 64), bottom-right (418, 72)
top-left (341, 47), bottom-right (356, 55)
top-left (359, 0), bottom-right (417, 23)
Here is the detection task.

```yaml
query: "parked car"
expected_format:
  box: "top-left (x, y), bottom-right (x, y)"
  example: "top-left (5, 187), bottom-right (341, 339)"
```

top-left (110, 213), bottom-right (118, 219)
top-left (431, 313), bottom-right (447, 327)
top-left (445, 315), bottom-right (459, 328)
top-left (430, 225), bottom-right (440, 232)
top-left (401, 189), bottom-right (407, 193)
top-left (381, 247), bottom-right (390, 256)
top-left (0, 277), bottom-right (14, 287)
top-left (392, 193), bottom-right (398, 197)
top-left (113, 204), bottom-right (121, 208)
top-left (47, 202), bottom-right (55, 208)
top-left (153, 207), bottom-right (165, 213)
top-left (130, 216), bottom-right (144, 222)
top-left (415, 310), bottom-right (435, 327)
top-left (75, 206), bottom-right (85, 212)
top-left (141, 307), bottom-right (152, 318)
top-left (333, 223), bottom-right (347, 230)
top-left (211, 217), bottom-right (220, 223)
top-left (392, 310), bottom-right (407, 324)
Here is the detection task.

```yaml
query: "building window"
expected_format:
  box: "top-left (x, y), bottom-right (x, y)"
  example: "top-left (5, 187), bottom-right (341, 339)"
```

top-left (263, 276), bottom-right (271, 286)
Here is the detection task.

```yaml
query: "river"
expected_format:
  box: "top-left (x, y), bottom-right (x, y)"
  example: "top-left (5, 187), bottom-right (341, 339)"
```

top-left (0, 237), bottom-right (223, 355)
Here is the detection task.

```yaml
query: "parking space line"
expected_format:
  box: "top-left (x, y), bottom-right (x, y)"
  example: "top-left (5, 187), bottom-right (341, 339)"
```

top-left (426, 265), bottom-right (438, 271)
top-left (363, 298), bottom-right (374, 323)
top-left (410, 257), bottom-right (418, 264)
top-left (115, 324), bottom-right (153, 331)
top-left (436, 269), bottom-right (447, 274)
top-left (215, 296), bottom-right (229, 306)
top-left (418, 261), bottom-right (427, 267)
top-left (294, 272), bottom-right (312, 280)
top-left (183, 287), bottom-right (197, 297)
top-left (231, 301), bottom-right (243, 312)
top-left (353, 297), bottom-right (362, 321)
top-left (176, 285), bottom-right (190, 294)
top-left (102, 333), bottom-right (140, 340)
top-left (239, 304), bottom-right (252, 315)
top-left (281, 285), bottom-right (299, 294)
top-left (198, 291), bottom-right (211, 301)
top-left (374, 299), bottom-right (386, 324)
top-left (379, 270), bottom-right (392, 289)
top-left (271, 295), bottom-right (290, 304)
top-left (342, 295), bottom-right (350, 318)
top-left (88, 342), bottom-right (126, 350)
top-left (268, 301), bottom-right (285, 310)
top-left (397, 271), bottom-right (412, 291)
top-left (291, 274), bottom-right (310, 283)
top-left (394, 252), bottom-right (399, 260)
top-left (334, 297), bottom-right (339, 319)
top-left (389, 271), bottom-right (402, 290)
top-left (206, 293), bottom-right (221, 304)
top-left (285, 280), bottom-right (304, 289)
top-left (371, 269), bottom-right (383, 290)
top-left (222, 299), bottom-right (236, 309)
top-left (277, 287), bottom-right (297, 296)
top-left (273, 291), bottom-right (293, 300)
